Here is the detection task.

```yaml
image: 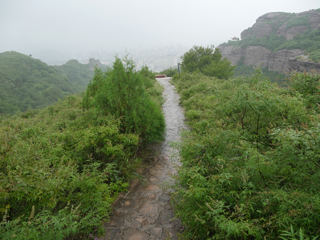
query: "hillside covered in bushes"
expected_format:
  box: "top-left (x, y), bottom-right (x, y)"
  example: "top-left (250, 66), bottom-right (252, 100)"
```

top-left (0, 58), bottom-right (165, 239)
top-left (54, 58), bottom-right (107, 90)
top-left (0, 51), bottom-right (102, 115)
top-left (171, 70), bottom-right (320, 239)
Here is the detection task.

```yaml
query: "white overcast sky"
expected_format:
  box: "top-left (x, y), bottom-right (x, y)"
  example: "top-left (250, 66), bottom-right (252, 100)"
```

top-left (0, 0), bottom-right (319, 60)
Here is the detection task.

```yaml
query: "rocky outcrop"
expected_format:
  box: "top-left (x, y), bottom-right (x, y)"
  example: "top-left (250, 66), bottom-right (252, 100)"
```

top-left (88, 58), bottom-right (102, 70)
top-left (241, 10), bottom-right (320, 40)
top-left (219, 9), bottom-right (320, 73)
top-left (219, 45), bottom-right (320, 73)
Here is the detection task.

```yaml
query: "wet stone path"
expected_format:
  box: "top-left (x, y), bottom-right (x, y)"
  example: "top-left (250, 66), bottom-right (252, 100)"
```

top-left (99, 77), bottom-right (187, 240)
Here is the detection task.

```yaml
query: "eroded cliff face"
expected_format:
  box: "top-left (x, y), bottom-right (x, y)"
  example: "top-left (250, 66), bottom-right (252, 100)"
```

top-left (241, 10), bottom-right (320, 40)
top-left (219, 45), bottom-right (319, 73)
top-left (219, 9), bottom-right (320, 73)
top-left (88, 58), bottom-right (102, 70)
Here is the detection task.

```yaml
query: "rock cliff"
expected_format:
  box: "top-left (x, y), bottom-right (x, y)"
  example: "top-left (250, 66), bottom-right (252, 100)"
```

top-left (219, 9), bottom-right (320, 73)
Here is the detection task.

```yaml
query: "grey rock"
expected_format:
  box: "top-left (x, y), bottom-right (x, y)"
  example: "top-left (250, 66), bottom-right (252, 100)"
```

top-left (220, 9), bottom-right (320, 74)
top-left (121, 228), bottom-right (149, 240)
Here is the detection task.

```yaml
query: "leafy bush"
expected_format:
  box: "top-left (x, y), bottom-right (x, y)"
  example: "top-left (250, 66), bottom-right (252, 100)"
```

top-left (181, 45), bottom-right (235, 79)
top-left (83, 56), bottom-right (165, 143)
top-left (160, 66), bottom-right (179, 77)
top-left (171, 71), bottom-right (320, 239)
top-left (0, 95), bottom-right (136, 239)
top-left (289, 71), bottom-right (320, 112)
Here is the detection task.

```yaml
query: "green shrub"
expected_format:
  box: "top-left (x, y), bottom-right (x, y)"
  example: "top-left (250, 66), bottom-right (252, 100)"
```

top-left (171, 71), bottom-right (320, 239)
top-left (160, 66), bottom-right (179, 77)
top-left (289, 71), bottom-right (320, 112)
top-left (181, 45), bottom-right (235, 79)
top-left (83, 56), bottom-right (165, 143)
top-left (0, 95), bottom-right (137, 239)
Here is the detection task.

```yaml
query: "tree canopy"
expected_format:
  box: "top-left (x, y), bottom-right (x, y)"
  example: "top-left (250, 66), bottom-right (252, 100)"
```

top-left (181, 45), bottom-right (235, 79)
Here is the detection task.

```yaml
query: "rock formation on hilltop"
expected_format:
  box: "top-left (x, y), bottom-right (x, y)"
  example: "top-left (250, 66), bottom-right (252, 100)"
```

top-left (88, 58), bottom-right (102, 70)
top-left (218, 9), bottom-right (320, 74)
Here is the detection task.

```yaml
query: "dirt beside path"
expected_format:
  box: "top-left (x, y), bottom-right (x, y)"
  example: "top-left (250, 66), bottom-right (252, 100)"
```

top-left (99, 77), bottom-right (187, 240)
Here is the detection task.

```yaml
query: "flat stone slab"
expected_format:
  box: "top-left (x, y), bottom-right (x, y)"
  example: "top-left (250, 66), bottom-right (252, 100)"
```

top-left (122, 228), bottom-right (149, 240)
top-left (99, 78), bottom-right (187, 240)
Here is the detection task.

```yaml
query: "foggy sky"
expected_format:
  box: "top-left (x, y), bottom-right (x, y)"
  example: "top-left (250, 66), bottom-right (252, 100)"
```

top-left (1, 0), bottom-right (319, 62)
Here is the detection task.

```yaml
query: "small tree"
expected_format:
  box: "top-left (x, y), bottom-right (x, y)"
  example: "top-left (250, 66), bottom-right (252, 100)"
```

top-left (160, 66), bottom-right (178, 77)
top-left (181, 45), bottom-right (235, 79)
top-left (83, 56), bottom-right (165, 143)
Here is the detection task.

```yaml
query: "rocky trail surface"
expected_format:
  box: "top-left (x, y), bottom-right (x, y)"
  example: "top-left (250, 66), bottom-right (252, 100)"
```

top-left (99, 77), bottom-right (187, 240)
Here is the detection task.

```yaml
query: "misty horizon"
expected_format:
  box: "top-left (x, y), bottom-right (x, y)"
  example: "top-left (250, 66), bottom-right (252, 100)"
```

top-left (1, 0), bottom-right (319, 65)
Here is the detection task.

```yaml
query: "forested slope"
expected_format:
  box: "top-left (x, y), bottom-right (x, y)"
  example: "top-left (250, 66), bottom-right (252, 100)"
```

top-left (0, 52), bottom-right (102, 115)
top-left (0, 52), bottom-right (75, 114)
top-left (54, 58), bottom-right (106, 91)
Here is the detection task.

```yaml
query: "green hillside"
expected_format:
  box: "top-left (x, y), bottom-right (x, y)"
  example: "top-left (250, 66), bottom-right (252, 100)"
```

top-left (54, 58), bottom-right (107, 90)
top-left (0, 52), bottom-right (103, 115)
top-left (0, 51), bottom-right (77, 114)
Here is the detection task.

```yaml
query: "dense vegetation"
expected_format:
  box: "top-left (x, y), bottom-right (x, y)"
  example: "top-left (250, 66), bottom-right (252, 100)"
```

top-left (0, 58), bottom-right (165, 239)
top-left (171, 70), bottom-right (320, 239)
top-left (0, 52), bottom-right (100, 115)
top-left (83, 57), bottom-right (165, 143)
top-left (234, 56), bottom-right (286, 85)
top-left (160, 66), bottom-right (179, 77)
top-left (0, 51), bottom-right (74, 114)
top-left (54, 59), bottom-right (106, 91)
top-left (221, 10), bottom-right (320, 63)
top-left (181, 45), bottom-right (235, 79)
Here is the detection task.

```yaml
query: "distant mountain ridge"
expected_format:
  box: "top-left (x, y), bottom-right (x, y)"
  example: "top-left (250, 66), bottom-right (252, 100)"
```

top-left (218, 9), bottom-right (320, 74)
top-left (54, 58), bottom-right (105, 89)
top-left (0, 51), bottom-right (102, 114)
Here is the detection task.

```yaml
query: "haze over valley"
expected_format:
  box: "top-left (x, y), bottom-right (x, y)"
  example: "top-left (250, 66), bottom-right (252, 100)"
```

top-left (1, 0), bottom-right (319, 69)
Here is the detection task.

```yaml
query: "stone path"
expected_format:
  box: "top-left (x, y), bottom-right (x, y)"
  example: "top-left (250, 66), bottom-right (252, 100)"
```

top-left (99, 77), bottom-right (187, 240)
